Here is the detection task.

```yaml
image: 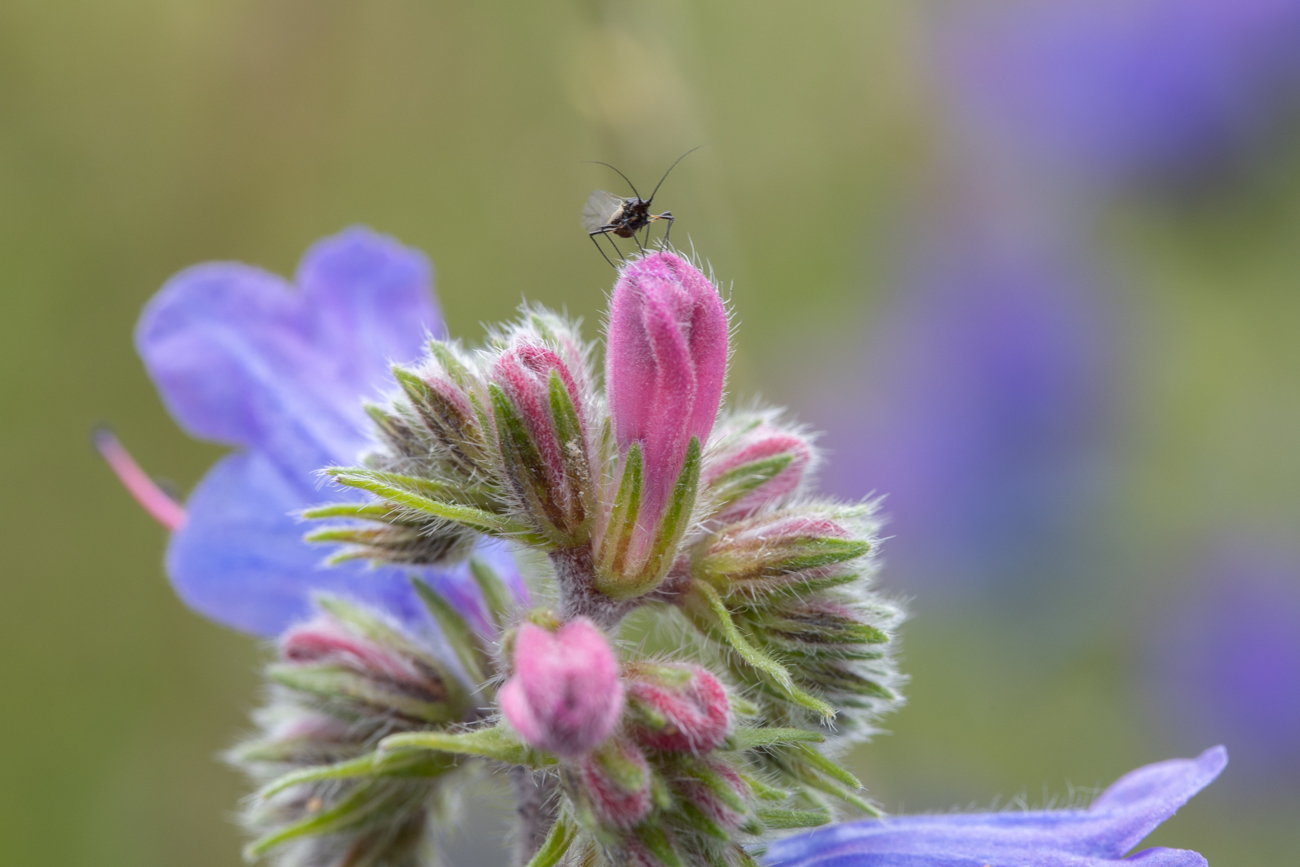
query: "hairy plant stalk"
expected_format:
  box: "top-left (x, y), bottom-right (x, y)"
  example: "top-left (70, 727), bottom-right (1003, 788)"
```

top-left (511, 766), bottom-right (559, 867)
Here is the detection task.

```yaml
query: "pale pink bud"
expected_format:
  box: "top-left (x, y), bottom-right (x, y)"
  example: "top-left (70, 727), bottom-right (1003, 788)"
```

top-left (606, 252), bottom-right (728, 532)
top-left (273, 601), bottom-right (469, 724)
top-left (280, 617), bottom-right (428, 690)
top-left (703, 416), bottom-right (815, 521)
top-left (625, 662), bottom-right (730, 754)
top-left (578, 737), bottom-right (653, 829)
top-left (697, 509), bottom-right (870, 596)
top-left (499, 618), bottom-right (624, 758)
top-left (491, 340), bottom-right (591, 538)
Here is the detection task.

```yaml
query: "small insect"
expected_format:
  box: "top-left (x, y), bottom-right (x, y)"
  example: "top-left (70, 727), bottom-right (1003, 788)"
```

top-left (582, 146), bottom-right (701, 267)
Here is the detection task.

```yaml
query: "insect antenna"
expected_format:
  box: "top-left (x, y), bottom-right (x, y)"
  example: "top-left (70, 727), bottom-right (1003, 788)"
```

top-left (647, 145), bottom-right (703, 204)
top-left (583, 161), bottom-right (642, 200)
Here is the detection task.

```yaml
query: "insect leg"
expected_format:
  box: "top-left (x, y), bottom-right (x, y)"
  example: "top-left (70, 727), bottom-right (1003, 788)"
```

top-left (659, 212), bottom-right (675, 244)
top-left (589, 232), bottom-right (617, 269)
top-left (603, 231), bottom-right (628, 264)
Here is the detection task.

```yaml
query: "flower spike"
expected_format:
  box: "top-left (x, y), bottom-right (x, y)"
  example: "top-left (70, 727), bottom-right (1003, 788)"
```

top-left (120, 228), bottom-right (1220, 867)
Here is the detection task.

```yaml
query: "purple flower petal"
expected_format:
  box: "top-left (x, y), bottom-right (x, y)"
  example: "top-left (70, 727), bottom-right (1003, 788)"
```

top-left (139, 227), bottom-right (525, 636)
top-left (167, 450), bottom-right (429, 636)
top-left (136, 227), bottom-right (440, 478)
top-left (766, 747), bottom-right (1226, 867)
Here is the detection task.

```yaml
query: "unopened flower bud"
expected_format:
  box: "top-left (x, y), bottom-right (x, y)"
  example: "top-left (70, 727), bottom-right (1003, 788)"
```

top-left (696, 509), bottom-right (871, 600)
top-left (703, 414), bottom-right (815, 521)
top-left (577, 737), bottom-right (654, 829)
top-left (272, 599), bottom-right (470, 725)
top-left (625, 662), bottom-right (730, 754)
top-left (392, 344), bottom-right (487, 476)
top-left (598, 252), bottom-right (729, 594)
top-left (230, 597), bottom-right (473, 866)
top-left (673, 757), bottom-right (750, 832)
top-left (499, 618), bottom-right (624, 758)
top-left (490, 337), bottom-right (593, 543)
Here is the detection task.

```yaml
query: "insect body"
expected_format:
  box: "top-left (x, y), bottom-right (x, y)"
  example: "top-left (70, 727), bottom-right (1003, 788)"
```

top-left (582, 147), bottom-right (700, 267)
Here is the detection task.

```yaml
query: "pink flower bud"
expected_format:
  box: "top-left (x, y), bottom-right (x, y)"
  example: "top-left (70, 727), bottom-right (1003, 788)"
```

top-left (499, 618), bottom-right (624, 758)
top-left (697, 509), bottom-right (871, 598)
top-left (674, 758), bottom-right (749, 831)
top-left (606, 252), bottom-right (728, 534)
top-left (578, 737), bottom-right (653, 829)
top-left (491, 339), bottom-right (591, 539)
top-left (703, 415), bottom-right (815, 521)
top-left (625, 662), bottom-right (730, 754)
top-left (281, 617), bottom-right (426, 686)
top-left (273, 601), bottom-right (470, 724)
top-left (394, 356), bottom-right (484, 472)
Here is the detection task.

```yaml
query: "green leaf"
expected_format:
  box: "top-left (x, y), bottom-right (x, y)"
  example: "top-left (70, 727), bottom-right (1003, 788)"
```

top-left (411, 578), bottom-right (488, 687)
top-left (793, 743), bottom-right (862, 789)
top-left (685, 581), bottom-right (835, 720)
top-left (256, 749), bottom-right (456, 800)
top-left (547, 370), bottom-right (592, 533)
top-left (727, 726), bottom-right (824, 750)
top-left (523, 816), bottom-right (577, 867)
top-left (596, 442), bottom-right (642, 578)
top-left (755, 807), bottom-right (832, 829)
top-left (738, 773), bottom-right (789, 802)
top-left (380, 723), bottom-right (550, 767)
top-left (674, 799), bottom-right (730, 841)
top-left (707, 452), bottom-right (793, 507)
top-left (469, 555), bottom-right (516, 628)
top-left (777, 744), bottom-right (882, 817)
top-left (639, 436), bottom-right (702, 582)
top-left (634, 823), bottom-right (684, 867)
top-left (329, 468), bottom-right (533, 538)
top-left (243, 779), bottom-right (408, 857)
top-left (300, 502), bottom-right (398, 521)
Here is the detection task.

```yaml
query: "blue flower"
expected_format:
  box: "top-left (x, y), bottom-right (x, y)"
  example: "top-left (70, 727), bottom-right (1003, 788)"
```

top-left (1146, 542), bottom-right (1300, 787)
top-left (808, 214), bottom-right (1114, 603)
top-left (766, 746), bottom-right (1226, 867)
top-left (935, 0), bottom-right (1300, 182)
top-left (134, 226), bottom-right (523, 637)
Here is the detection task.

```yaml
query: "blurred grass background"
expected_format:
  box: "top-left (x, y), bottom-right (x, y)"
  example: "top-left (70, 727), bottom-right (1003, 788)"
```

top-left (1, 1), bottom-right (1297, 864)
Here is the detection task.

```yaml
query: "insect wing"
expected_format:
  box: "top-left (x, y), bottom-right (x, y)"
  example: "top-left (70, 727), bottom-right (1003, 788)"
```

top-left (582, 190), bottom-right (626, 233)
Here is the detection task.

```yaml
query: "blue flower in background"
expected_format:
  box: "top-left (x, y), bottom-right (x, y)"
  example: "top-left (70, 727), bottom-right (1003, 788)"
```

top-left (130, 226), bottom-right (523, 636)
top-left (937, 0), bottom-right (1300, 182)
top-left (1146, 543), bottom-right (1300, 787)
top-left (810, 214), bottom-right (1115, 601)
top-left (768, 746), bottom-right (1226, 867)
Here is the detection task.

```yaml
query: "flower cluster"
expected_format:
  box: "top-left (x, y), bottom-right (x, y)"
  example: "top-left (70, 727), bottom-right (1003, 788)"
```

top-left (108, 228), bottom-right (1223, 867)
top-left (291, 246), bottom-right (903, 866)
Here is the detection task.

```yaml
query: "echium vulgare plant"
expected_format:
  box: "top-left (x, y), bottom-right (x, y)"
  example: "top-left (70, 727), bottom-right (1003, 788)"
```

top-left (105, 228), bottom-right (1224, 867)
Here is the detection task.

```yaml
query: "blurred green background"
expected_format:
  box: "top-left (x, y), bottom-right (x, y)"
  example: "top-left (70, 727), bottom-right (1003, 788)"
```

top-left (2, 1), bottom-right (1298, 865)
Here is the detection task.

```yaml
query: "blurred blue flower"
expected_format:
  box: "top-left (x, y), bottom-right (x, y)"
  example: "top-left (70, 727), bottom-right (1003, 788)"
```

top-left (767, 746), bottom-right (1225, 867)
top-left (937, 0), bottom-right (1300, 182)
top-left (135, 226), bottom-right (523, 637)
top-left (1146, 543), bottom-right (1300, 786)
top-left (811, 215), bottom-right (1116, 601)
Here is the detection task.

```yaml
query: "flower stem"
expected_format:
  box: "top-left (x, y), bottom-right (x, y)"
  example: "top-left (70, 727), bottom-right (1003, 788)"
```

top-left (511, 766), bottom-right (558, 867)
top-left (549, 545), bottom-right (634, 630)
